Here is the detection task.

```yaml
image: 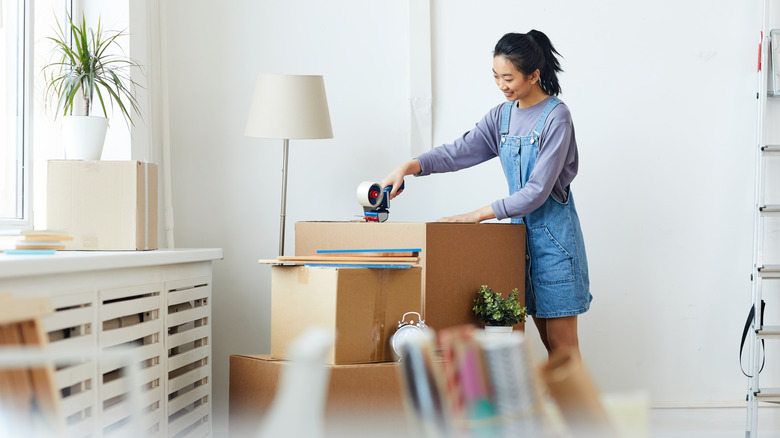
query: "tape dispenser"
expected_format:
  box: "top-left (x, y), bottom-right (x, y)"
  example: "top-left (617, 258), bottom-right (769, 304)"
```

top-left (356, 181), bottom-right (404, 222)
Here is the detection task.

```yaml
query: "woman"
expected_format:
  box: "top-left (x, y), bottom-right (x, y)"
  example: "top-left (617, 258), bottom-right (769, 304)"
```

top-left (381, 30), bottom-right (591, 357)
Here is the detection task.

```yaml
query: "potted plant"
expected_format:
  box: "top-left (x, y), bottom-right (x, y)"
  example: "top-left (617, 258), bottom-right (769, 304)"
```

top-left (42, 13), bottom-right (142, 160)
top-left (472, 285), bottom-right (527, 335)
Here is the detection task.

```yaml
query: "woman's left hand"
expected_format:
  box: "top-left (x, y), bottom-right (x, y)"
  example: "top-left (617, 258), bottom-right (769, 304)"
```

top-left (437, 205), bottom-right (496, 223)
top-left (437, 212), bottom-right (480, 223)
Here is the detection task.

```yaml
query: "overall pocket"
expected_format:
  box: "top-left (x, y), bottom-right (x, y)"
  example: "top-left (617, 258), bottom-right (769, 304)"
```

top-left (528, 224), bottom-right (575, 285)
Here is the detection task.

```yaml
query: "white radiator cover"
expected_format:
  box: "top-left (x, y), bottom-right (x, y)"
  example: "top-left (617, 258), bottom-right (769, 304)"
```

top-left (0, 249), bottom-right (221, 438)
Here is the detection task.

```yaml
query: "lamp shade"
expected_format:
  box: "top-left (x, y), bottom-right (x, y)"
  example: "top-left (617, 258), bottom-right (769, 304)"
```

top-left (245, 74), bottom-right (333, 139)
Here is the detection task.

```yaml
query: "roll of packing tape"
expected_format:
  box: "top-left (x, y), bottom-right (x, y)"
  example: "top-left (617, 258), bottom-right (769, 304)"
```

top-left (357, 181), bottom-right (384, 207)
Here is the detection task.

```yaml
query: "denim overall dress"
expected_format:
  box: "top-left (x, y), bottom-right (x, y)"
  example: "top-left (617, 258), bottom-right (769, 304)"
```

top-left (498, 97), bottom-right (591, 318)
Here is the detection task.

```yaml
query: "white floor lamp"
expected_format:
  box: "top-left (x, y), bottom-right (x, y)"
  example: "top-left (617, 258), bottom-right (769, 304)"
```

top-left (244, 74), bottom-right (333, 257)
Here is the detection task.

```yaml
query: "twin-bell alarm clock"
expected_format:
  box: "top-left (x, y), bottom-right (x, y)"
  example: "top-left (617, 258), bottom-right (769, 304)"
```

top-left (390, 311), bottom-right (429, 360)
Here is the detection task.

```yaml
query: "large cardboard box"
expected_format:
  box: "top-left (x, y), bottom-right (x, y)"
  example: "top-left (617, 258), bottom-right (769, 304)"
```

top-left (271, 265), bottom-right (422, 364)
top-left (47, 160), bottom-right (158, 250)
top-left (295, 222), bottom-right (526, 330)
top-left (229, 354), bottom-right (407, 437)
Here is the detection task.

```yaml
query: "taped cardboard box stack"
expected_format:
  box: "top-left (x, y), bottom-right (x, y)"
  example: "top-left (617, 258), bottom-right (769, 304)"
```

top-left (231, 261), bottom-right (421, 435)
top-left (230, 221), bottom-right (527, 435)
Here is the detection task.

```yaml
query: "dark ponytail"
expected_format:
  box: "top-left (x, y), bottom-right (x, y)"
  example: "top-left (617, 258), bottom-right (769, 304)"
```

top-left (493, 30), bottom-right (563, 96)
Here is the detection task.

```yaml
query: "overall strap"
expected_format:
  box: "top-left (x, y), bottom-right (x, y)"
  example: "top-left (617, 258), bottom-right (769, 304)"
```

top-left (499, 101), bottom-right (514, 136)
top-left (532, 96), bottom-right (562, 137)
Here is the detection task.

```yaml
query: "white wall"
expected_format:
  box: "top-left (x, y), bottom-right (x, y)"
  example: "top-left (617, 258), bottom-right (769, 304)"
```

top-left (159, 0), bottom-right (770, 435)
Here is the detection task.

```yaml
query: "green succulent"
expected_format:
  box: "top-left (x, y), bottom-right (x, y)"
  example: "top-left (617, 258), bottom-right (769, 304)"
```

top-left (472, 284), bottom-right (527, 327)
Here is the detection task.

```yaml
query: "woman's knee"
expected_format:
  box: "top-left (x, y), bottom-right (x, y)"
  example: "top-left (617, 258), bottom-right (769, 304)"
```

top-left (546, 317), bottom-right (579, 351)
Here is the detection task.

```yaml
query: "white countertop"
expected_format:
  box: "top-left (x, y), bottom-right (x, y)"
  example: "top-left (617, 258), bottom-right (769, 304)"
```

top-left (0, 248), bottom-right (223, 279)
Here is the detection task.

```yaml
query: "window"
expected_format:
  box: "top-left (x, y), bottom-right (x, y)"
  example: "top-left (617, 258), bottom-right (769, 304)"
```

top-left (0, 0), bottom-right (29, 226)
top-left (1, 0), bottom-right (71, 229)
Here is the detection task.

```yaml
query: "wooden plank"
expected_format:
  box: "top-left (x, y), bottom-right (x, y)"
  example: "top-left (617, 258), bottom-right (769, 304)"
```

top-left (0, 235), bottom-right (74, 241)
top-left (0, 323), bottom-right (31, 429)
top-left (315, 248), bottom-right (421, 255)
top-left (259, 258), bottom-right (419, 266)
top-left (2, 323), bottom-right (33, 421)
top-left (278, 255), bottom-right (419, 263)
top-left (307, 263), bottom-right (412, 269)
top-left (0, 296), bottom-right (53, 324)
top-left (0, 326), bottom-right (17, 414)
top-left (19, 318), bottom-right (64, 433)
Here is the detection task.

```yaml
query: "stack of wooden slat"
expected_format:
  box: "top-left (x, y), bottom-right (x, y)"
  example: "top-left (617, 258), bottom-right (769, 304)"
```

top-left (0, 230), bottom-right (73, 254)
top-left (259, 248), bottom-right (421, 268)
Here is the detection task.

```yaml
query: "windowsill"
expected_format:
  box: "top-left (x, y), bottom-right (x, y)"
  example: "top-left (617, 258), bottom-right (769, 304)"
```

top-left (0, 248), bottom-right (224, 278)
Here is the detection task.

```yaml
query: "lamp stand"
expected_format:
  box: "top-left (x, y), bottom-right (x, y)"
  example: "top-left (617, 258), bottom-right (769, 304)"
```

top-left (278, 139), bottom-right (290, 257)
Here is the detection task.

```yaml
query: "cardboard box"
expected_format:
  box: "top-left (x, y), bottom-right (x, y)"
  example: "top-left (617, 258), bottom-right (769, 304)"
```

top-left (295, 222), bottom-right (526, 330)
top-left (47, 160), bottom-right (158, 250)
top-left (271, 265), bottom-right (422, 364)
top-left (229, 354), bottom-right (407, 437)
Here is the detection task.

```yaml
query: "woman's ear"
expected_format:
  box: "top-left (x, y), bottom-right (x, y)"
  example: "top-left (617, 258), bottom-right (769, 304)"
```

top-left (530, 69), bottom-right (541, 84)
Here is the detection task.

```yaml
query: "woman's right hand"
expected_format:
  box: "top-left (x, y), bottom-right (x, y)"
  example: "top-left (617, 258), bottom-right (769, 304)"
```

top-left (381, 159), bottom-right (421, 199)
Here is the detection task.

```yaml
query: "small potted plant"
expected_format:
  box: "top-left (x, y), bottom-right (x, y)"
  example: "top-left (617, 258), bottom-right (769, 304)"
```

top-left (472, 285), bottom-right (527, 335)
top-left (42, 13), bottom-right (142, 160)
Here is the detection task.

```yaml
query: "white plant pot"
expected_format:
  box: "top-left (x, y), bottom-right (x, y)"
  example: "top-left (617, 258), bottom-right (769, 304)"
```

top-left (484, 325), bottom-right (513, 336)
top-left (61, 116), bottom-right (109, 160)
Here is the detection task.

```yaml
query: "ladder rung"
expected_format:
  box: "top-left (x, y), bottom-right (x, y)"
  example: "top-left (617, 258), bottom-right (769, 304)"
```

top-left (761, 145), bottom-right (780, 153)
top-left (757, 326), bottom-right (780, 338)
top-left (757, 388), bottom-right (780, 402)
top-left (759, 205), bottom-right (780, 213)
top-left (758, 265), bottom-right (780, 278)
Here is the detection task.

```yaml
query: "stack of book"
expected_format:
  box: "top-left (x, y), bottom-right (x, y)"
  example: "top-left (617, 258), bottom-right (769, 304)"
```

top-left (0, 230), bottom-right (73, 254)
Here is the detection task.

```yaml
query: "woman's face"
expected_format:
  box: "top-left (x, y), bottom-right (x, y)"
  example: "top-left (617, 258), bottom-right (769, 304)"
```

top-left (493, 56), bottom-right (538, 102)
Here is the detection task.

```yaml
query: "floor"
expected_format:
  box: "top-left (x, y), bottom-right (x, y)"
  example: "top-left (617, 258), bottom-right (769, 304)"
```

top-left (221, 406), bottom-right (780, 438)
top-left (649, 406), bottom-right (780, 438)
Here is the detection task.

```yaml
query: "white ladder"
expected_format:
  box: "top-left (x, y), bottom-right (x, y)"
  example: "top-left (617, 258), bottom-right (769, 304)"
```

top-left (747, 1), bottom-right (780, 436)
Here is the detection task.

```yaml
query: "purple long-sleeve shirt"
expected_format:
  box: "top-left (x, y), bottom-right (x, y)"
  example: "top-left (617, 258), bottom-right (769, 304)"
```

top-left (415, 96), bottom-right (578, 220)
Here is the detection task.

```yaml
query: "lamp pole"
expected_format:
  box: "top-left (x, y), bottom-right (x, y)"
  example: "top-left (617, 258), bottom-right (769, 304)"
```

top-left (278, 139), bottom-right (290, 257)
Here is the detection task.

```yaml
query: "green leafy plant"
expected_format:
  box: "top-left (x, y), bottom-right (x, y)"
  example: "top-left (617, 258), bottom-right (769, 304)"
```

top-left (42, 13), bottom-right (142, 126)
top-left (472, 284), bottom-right (527, 327)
